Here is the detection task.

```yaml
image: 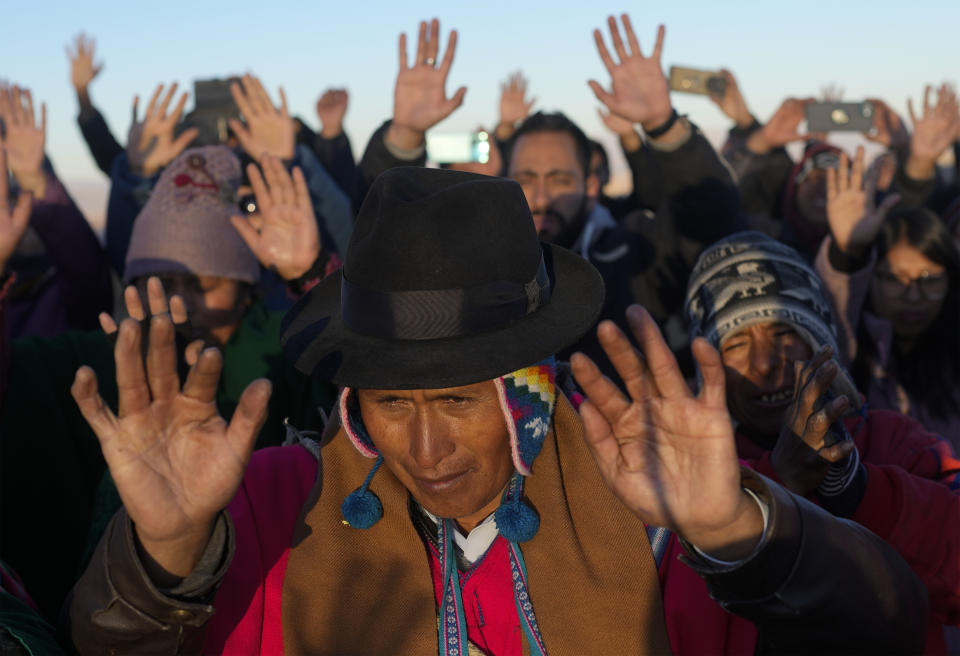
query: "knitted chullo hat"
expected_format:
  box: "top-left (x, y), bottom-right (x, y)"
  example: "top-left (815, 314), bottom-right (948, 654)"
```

top-left (338, 356), bottom-right (557, 542)
top-left (124, 145), bottom-right (260, 284)
top-left (685, 231), bottom-right (860, 408)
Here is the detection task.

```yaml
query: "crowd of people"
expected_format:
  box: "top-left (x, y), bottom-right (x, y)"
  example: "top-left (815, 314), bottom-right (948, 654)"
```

top-left (1, 12), bottom-right (959, 655)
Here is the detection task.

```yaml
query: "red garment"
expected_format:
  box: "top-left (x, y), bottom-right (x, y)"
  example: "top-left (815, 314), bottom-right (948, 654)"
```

top-left (736, 409), bottom-right (960, 652)
top-left (426, 535), bottom-right (522, 656)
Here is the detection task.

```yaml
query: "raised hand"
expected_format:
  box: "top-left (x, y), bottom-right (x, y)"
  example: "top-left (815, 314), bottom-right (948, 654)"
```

top-left (66, 33), bottom-right (103, 98)
top-left (826, 146), bottom-right (901, 254)
top-left (0, 85), bottom-right (47, 198)
top-left (746, 97), bottom-right (814, 155)
top-left (709, 69), bottom-right (753, 129)
top-left (71, 276), bottom-right (271, 581)
top-left (588, 15), bottom-right (672, 133)
top-left (230, 155), bottom-right (320, 281)
top-left (864, 98), bottom-right (909, 151)
top-left (229, 74), bottom-right (295, 160)
top-left (0, 146), bottom-right (32, 272)
top-left (316, 88), bottom-right (348, 139)
top-left (496, 71), bottom-right (535, 140)
top-left (597, 108), bottom-right (641, 152)
top-left (571, 305), bottom-right (763, 560)
top-left (905, 84), bottom-right (960, 180)
top-left (771, 346), bottom-right (854, 495)
top-left (126, 83), bottom-right (198, 177)
top-left (387, 18), bottom-right (467, 150)
top-left (98, 278), bottom-right (203, 367)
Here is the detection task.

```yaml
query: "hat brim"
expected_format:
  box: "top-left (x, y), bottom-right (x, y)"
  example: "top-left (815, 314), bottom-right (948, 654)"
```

top-left (281, 243), bottom-right (604, 389)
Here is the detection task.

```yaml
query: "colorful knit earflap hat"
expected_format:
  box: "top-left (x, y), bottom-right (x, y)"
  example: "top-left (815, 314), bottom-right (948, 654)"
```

top-left (339, 356), bottom-right (557, 542)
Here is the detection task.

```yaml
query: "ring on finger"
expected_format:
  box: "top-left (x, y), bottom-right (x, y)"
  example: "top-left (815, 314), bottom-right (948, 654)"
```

top-left (424, 57), bottom-right (436, 66)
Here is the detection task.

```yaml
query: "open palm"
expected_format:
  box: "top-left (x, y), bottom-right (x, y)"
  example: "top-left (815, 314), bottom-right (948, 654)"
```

top-left (571, 306), bottom-right (745, 540)
top-left (589, 16), bottom-right (672, 128)
top-left (71, 298), bottom-right (270, 546)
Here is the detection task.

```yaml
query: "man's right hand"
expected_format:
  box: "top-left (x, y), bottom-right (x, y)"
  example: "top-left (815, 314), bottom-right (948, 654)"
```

top-left (746, 97), bottom-right (814, 155)
top-left (495, 72), bottom-right (535, 141)
top-left (66, 33), bottom-right (103, 105)
top-left (126, 83), bottom-right (198, 177)
top-left (71, 277), bottom-right (271, 584)
top-left (386, 18), bottom-right (467, 151)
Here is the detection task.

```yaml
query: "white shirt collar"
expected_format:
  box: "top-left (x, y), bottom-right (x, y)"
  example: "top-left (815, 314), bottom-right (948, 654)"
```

top-left (421, 508), bottom-right (499, 565)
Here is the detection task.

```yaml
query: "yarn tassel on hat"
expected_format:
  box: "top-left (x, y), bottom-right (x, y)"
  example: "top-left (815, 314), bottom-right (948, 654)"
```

top-left (341, 455), bottom-right (385, 529)
top-left (494, 472), bottom-right (539, 543)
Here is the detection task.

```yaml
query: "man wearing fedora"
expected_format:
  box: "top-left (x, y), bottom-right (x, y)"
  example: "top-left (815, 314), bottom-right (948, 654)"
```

top-left (66, 165), bottom-right (926, 655)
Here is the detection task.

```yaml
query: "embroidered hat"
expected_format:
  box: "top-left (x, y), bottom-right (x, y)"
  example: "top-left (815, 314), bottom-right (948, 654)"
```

top-left (685, 230), bottom-right (860, 407)
top-left (124, 146), bottom-right (260, 284)
top-left (279, 167), bottom-right (604, 390)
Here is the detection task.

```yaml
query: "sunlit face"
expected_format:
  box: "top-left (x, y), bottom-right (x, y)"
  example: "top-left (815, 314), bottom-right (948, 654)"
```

top-left (720, 322), bottom-right (814, 439)
top-left (508, 131), bottom-right (599, 241)
top-left (356, 381), bottom-right (514, 532)
top-left (869, 239), bottom-right (948, 338)
top-left (135, 273), bottom-right (249, 347)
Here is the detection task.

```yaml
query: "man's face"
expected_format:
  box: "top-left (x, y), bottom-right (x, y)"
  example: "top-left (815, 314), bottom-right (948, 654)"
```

top-left (720, 322), bottom-right (814, 439)
top-left (508, 131), bottom-right (599, 242)
top-left (356, 381), bottom-right (514, 532)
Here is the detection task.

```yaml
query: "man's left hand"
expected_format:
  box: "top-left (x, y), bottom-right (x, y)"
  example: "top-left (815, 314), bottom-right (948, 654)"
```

top-left (571, 305), bottom-right (763, 561)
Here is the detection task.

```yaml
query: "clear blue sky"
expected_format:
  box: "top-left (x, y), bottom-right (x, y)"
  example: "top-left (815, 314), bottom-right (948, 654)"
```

top-left (2, 0), bottom-right (957, 222)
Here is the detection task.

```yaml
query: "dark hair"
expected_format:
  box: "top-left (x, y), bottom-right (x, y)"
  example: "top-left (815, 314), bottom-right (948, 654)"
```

top-left (509, 111), bottom-right (592, 178)
top-left (860, 207), bottom-right (960, 420)
top-left (589, 139), bottom-right (611, 187)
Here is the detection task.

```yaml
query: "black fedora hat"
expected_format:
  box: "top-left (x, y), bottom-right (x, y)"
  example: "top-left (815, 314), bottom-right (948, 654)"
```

top-left (280, 166), bottom-right (604, 389)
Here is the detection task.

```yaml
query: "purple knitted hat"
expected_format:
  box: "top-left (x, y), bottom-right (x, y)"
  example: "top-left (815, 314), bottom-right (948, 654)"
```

top-left (124, 146), bottom-right (260, 284)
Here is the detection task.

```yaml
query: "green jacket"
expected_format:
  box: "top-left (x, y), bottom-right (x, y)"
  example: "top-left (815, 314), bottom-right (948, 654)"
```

top-left (0, 300), bottom-right (334, 621)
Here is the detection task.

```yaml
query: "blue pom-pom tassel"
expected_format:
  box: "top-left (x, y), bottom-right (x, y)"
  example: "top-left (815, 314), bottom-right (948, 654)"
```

top-left (341, 488), bottom-right (383, 529)
top-left (495, 499), bottom-right (539, 543)
top-left (341, 455), bottom-right (385, 529)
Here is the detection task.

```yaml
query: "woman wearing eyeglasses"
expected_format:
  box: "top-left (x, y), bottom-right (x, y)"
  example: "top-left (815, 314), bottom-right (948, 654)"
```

top-left (815, 147), bottom-right (960, 448)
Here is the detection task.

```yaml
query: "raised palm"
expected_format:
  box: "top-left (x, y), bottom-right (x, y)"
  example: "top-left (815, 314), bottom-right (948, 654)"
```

top-left (589, 15), bottom-right (672, 129)
top-left (71, 280), bottom-right (270, 546)
top-left (229, 74), bottom-right (295, 160)
top-left (908, 84), bottom-right (960, 164)
top-left (230, 155), bottom-right (320, 281)
top-left (499, 71), bottom-right (535, 126)
top-left (0, 86), bottom-right (45, 181)
top-left (393, 19), bottom-right (466, 132)
top-left (826, 146), bottom-right (900, 253)
top-left (571, 306), bottom-right (746, 542)
top-left (67, 33), bottom-right (103, 92)
top-left (127, 83), bottom-right (197, 177)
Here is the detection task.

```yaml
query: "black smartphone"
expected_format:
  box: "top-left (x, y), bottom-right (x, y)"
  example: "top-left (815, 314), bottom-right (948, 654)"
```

top-left (805, 102), bottom-right (875, 133)
top-left (668, 66), bottom-right (727, 97)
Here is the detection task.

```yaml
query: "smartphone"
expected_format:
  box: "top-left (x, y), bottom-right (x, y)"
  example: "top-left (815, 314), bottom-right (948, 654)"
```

top-left (426, 131), bottom-right (491, 164)
top-left (668, 66), bottom-right (727, 97)
top-left (805, 102), bottom-right (874, 133)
